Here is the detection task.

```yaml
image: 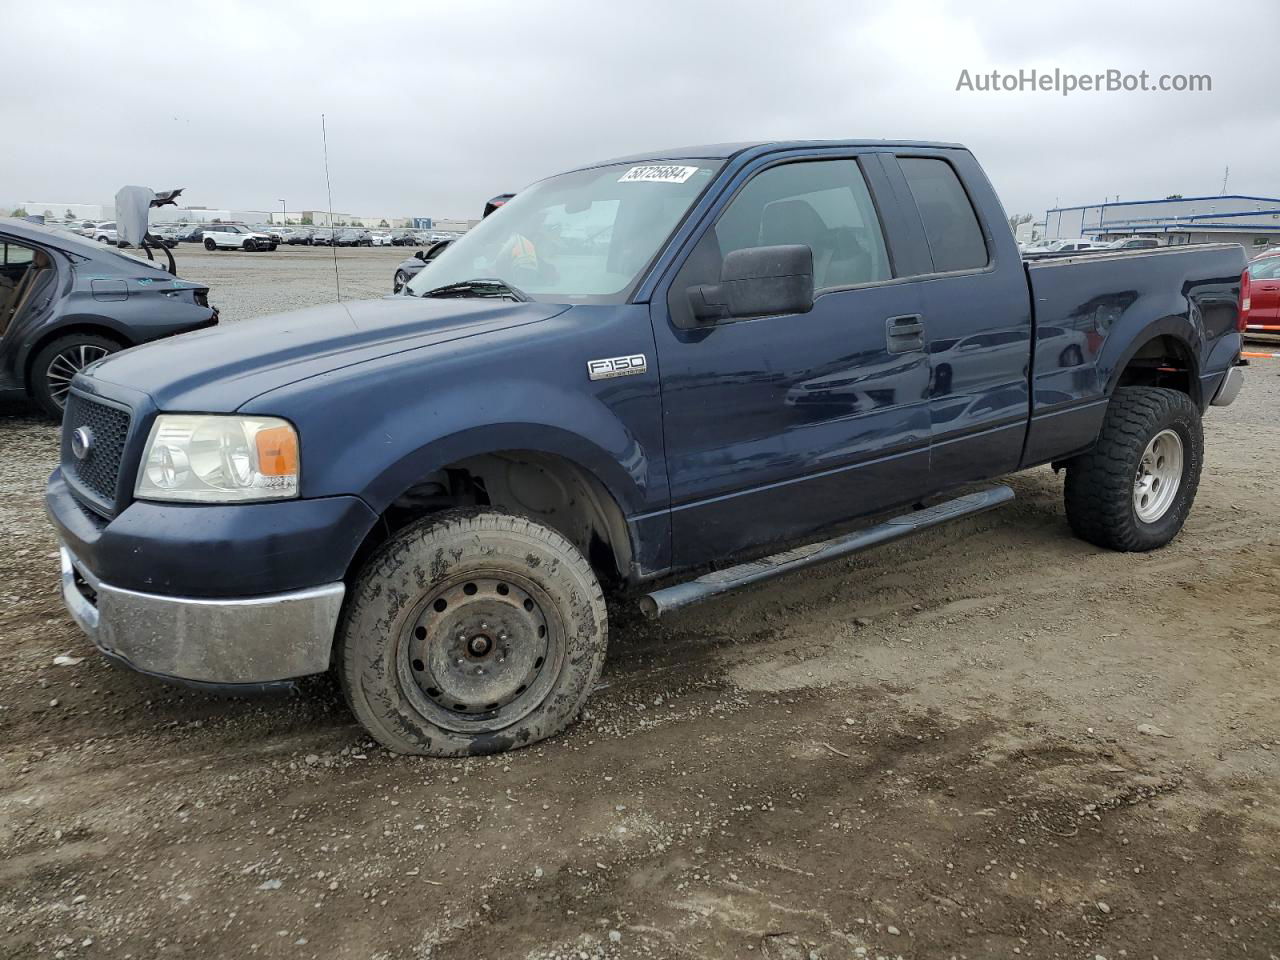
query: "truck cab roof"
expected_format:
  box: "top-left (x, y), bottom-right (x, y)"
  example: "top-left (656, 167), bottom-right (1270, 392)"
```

top-left (583, 139), bottom-right (968, 170)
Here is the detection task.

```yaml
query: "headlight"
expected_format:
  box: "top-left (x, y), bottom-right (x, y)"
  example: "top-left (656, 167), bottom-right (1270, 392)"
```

top-left (135, 415), bottom-right (299, 503)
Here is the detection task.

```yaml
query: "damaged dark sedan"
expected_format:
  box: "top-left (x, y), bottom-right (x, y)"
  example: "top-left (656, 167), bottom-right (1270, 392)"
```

top-left (0, 219), bottom-right (217, 418)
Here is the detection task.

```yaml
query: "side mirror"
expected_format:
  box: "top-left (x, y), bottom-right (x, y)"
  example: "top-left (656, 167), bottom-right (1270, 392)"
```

top-left (688, 244), bottom-right (814, 322)
top-left (414, 250), bottom-right (427, 261)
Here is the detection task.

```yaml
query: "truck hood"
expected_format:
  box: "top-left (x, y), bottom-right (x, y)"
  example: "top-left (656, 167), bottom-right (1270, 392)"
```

top-left (87, 295), bottom-right (566, 411)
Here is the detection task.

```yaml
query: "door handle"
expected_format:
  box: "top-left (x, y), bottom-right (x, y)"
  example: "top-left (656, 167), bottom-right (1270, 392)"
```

top-left (886, 314), bottom-right (925, 353)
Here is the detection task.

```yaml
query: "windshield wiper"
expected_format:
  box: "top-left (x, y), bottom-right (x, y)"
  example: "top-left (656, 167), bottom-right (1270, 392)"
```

top-left (416, 278), bottom-right (529, 302)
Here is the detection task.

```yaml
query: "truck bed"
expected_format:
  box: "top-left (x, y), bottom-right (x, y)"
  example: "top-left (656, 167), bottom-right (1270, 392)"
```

top-left (1020, 243), bottom-right (1244, 466)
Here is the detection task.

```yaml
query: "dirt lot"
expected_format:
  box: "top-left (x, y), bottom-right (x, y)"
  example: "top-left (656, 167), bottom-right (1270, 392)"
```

top-left (1, 248), bottom-right (1278, 959)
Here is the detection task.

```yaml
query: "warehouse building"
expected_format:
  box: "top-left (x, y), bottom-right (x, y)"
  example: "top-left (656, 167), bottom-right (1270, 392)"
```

top-left (1046, 195), bottom-right (1280, 252)
top-left (18, 200), bottom-right (113, 221)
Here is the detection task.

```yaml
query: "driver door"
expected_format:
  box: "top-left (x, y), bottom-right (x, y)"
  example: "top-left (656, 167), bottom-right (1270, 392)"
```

top-left (651, 153), bottom-right (932, 566)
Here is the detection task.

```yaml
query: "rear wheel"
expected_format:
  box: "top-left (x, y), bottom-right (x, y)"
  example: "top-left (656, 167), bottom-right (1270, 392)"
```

top-left (1063, 386), bottom-right (1203, 551)
top-left (337, 509), bottom-right (608, 756)
top-left (31, 333), bottom-right (123, 419)
top-left (204, 238), bottom-right (216, 251)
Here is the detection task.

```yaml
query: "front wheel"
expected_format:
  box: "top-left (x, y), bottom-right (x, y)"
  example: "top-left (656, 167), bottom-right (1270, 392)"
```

top-left (337, 510), bottom-right (608, 756)
top-left (1063, 386), bottom-right (1203, 551)
top-left (393, 270), bottom-right (410, 293)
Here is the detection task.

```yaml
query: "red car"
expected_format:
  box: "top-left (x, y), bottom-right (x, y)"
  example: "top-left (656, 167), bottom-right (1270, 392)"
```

top-left (1246, 252), bottom-right (1280, 334)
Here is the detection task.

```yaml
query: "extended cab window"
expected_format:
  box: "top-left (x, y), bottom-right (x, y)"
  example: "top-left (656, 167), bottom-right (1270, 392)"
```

top-left (713, 160), bottom-right (890, 292)
top-left (899, 157), bottom-right (989, 273)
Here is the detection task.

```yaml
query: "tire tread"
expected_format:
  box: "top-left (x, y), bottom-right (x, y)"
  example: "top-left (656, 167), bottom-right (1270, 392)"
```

top-left (1063, 387), bottom-right (1202, 552)
top-left (336, 508), bottom-right (607, 756)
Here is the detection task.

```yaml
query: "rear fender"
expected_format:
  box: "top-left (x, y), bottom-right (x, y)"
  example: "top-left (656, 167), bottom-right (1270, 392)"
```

top-left (1102, 315), bottom-right (1202, 407)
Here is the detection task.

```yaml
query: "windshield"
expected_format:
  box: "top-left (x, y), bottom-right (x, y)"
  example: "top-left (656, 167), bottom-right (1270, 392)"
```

top-left (406, 160), bottom-right (723, 302)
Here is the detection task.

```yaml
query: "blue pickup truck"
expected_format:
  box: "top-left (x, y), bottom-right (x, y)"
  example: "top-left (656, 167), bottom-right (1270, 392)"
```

top-left (47, 140), bottom-right (1247, 756)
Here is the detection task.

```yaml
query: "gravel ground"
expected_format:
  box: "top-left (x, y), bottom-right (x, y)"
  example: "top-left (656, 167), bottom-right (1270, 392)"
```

top-left (1, 257), bottom-right (1278, 959)
top-left (160, 244), bottom-right (411, 321)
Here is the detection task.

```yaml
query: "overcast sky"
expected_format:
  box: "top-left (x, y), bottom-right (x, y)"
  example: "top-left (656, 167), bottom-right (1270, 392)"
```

top-left (4, 0), bottom-right (1275, 221)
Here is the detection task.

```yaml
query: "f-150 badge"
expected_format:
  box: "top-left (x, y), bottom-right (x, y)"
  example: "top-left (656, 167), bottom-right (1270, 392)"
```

top-left (587, 354), bottom-right (648, 381)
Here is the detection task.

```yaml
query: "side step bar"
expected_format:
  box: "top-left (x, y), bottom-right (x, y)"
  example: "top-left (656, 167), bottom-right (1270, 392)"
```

top-left (638, 485), bottom-right (1015, 619)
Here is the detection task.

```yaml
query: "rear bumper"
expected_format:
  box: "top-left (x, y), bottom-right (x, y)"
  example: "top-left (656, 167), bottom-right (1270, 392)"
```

top-left (60, 545), bottom-right (343, 685)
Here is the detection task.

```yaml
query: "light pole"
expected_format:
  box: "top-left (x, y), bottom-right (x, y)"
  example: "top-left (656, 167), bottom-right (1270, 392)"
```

top-left (278, 199), bottom-right (286, 225)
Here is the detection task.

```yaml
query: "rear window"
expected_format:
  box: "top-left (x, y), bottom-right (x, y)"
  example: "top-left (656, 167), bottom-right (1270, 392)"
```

top-left (899, 157), bottom-right (989, 273)
top-left (3, 242), bottom-right (34, 266)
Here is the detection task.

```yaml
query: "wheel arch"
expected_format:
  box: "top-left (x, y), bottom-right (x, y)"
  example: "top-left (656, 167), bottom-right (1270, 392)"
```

top-left (1104, 319), bottom-right (1202, 409)
top-left (349, 429), bottom-right (644, 588)
top-left (23, 320), bottom-right (132, 394)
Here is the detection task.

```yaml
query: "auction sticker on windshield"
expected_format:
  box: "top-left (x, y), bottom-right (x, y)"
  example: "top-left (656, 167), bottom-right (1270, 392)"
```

top-left (618, 164), bottom-right (700, 184)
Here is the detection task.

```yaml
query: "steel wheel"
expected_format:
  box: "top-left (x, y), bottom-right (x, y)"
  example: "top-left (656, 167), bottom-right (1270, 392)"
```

top-left (397, 572), bottom-right (564, 733)
top-left (45, 343), bottom-right (111, 409)
top-left (1133, 428), bottom-right (1183, 523)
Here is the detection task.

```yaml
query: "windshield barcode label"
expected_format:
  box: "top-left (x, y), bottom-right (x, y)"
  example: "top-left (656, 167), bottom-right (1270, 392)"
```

top-left (618, 165), bottom-right (700, 184)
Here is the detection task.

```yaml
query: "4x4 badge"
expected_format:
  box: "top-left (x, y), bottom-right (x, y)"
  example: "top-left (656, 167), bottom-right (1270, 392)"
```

top-left (587, 354), bottom-right (647, 381)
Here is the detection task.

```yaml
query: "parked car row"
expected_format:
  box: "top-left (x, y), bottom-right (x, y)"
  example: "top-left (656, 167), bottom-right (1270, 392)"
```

top-left (1020, 236), bottom-right (1163, 255)
top-left (40, 218), bottom-right (466, 255)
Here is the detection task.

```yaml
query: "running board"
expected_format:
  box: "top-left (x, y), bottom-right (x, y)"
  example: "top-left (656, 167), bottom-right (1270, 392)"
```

top-left (638, 485), bottom-right (1015, 619)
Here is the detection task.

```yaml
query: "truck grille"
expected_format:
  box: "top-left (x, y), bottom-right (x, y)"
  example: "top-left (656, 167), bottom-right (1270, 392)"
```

top-left (61, 393), bottom-right (131, 513)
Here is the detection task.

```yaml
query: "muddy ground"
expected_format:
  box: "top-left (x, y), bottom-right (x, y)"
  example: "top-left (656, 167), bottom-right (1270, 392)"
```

top-left (1, 247), bottom-right (1278, 959)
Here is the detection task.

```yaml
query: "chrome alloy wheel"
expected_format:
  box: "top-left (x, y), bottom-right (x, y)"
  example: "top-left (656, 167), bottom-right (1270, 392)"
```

top-left (46, 344), bottom-right (111, 409)
top-left (1133, 428), bottom-right (1184, 523)
top-left (397, 574), bottom-right (564, 732)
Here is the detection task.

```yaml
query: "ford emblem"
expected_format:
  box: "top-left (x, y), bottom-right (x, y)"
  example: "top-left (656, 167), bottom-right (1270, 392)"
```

top-left (71, 426), bottom-right (94, 460)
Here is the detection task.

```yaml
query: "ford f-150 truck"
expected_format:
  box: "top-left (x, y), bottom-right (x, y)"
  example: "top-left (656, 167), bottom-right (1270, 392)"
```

top-left (46, 140), bottom-right (1248, 757)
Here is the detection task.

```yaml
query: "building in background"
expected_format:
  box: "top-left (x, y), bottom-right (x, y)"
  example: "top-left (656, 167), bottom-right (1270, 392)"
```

top-left (19, 201), bottom-right (114, 221)
top-left (1046, 195), bottom-right (1280, 250)
top-left (1014, 220), bottom-right (1045, 244)
top-left (149, 207), bottom-right (278, 225)
top-left (430, 218), bottom-right (480, 233)
top-left (288, 211), bottom-right (408, 228)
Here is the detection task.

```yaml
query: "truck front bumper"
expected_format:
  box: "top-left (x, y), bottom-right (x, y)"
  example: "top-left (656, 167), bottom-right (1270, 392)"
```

top-left (60, 546), bottom-right (344, 687)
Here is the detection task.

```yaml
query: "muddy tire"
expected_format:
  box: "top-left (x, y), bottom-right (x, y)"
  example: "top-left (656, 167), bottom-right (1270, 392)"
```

top-left (1063, 387), bottom-right (1203, 552)
top-left (337, 509), bottom-right (608, 756)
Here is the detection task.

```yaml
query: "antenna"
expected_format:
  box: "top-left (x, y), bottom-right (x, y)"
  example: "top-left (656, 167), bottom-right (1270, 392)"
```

top-left (321, 114), bottom-right (341, 301)
top-left (1220, 165), bottom-right (1229, 195)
